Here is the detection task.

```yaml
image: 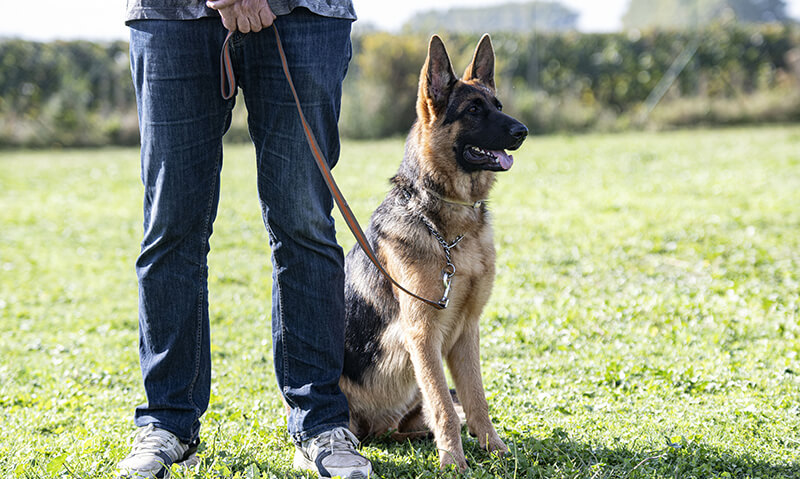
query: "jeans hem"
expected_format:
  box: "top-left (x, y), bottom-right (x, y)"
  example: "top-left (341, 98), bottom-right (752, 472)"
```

top-left (292, 422), bottom-right (352, 445)
top-left (134, 420), bottom-right (199, 445)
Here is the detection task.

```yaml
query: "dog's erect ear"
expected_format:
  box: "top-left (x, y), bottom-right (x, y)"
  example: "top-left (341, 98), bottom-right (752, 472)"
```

top-left (463, 34), bottom-right (495, 92)
top-left (418, 35), bottom-right (457, 121)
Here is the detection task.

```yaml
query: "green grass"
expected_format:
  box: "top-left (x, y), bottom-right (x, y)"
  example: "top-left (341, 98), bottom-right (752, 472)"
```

top-left (1, 125), bottom-right (799, 478)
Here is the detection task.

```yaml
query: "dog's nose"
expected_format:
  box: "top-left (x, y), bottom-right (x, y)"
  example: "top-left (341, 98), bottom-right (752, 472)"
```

top-left (509, 123), bottom-right (528, 141)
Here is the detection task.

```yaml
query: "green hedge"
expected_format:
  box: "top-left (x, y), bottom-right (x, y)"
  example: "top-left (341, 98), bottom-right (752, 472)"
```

top-left (341, 24), bottom-right (800, 138)
top-left (0, 40), bottom-right (138, 147)
top-left (1, 24), bottom-right (798, 147)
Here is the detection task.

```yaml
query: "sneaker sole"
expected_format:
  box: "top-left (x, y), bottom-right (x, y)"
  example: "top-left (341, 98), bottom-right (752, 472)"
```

top-left (117, 454), bottom-right (198, 479)
top-left (293, 449), bottom-right (370, 479)
top-left (177, 453), bottom-right (199, 469)
top-left (165, 453), bottom-right (200, 478)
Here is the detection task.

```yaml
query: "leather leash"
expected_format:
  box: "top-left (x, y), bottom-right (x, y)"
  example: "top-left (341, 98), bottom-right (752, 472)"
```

top-left (220, 26), bottom-right (448, 310)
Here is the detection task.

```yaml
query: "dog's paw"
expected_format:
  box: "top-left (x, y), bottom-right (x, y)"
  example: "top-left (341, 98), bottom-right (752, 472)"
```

top-left (438, 450), bottom-right (468, 472)
top-left (477, 432), bottom-right (508, 456)
top-left (487, 436), bottom-right (508, 456)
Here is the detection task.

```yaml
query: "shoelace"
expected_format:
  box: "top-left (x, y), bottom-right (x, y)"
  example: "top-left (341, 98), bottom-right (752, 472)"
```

top-left (308, 428), bottom-right (360, 455)
top-left (130, 426), bottom-right (181, 459)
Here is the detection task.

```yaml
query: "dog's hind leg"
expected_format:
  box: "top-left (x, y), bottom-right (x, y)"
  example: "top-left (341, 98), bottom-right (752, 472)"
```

top-left (391, 390), bottom-right (466, 441)
top-left (446, 320), bottom-right (507, 455)
top-left (390, 412), bottom-right (431, 442)
top-left (449, 389), bottom-right (466, 426)
top-left (389, 397), bottom-right (432, 441)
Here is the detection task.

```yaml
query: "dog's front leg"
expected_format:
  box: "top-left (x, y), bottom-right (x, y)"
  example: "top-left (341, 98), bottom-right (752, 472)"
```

top-left (446, 320), bottom-right (507, 455)
top-left (402, 308), bottom-right (467, 471)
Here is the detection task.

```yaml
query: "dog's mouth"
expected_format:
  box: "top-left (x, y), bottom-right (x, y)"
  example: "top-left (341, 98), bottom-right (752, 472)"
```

top-left (463, 145), bottom-right (514, 171)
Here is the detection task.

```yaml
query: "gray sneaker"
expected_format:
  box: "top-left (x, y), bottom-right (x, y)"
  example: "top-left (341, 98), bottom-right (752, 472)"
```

top-left (293, 427), bottom-right (372, 478)
top-left (116, 424), bottom-right (199, 479)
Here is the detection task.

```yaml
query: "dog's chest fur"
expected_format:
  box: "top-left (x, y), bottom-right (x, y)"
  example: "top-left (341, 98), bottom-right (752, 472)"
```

top-left (341, 188), bottom-right (495, 413)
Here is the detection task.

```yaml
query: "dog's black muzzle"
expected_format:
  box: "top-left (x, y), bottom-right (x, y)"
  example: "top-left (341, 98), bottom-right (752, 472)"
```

top-left (507, 121), bottom-right (528, 150)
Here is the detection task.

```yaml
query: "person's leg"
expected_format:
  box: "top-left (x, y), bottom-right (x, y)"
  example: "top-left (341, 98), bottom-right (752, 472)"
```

top-left (233, 9), bottom-right (352, 443)
top-left (129, 17), bottom-right (234, 444)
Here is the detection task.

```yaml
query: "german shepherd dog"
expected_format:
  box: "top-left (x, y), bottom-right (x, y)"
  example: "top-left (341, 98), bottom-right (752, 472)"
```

top-left (340, 34), bottom-right (527, 471)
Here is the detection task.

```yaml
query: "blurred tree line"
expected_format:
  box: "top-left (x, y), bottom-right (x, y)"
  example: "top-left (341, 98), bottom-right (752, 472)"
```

top-left (0, 40), bottom-right (137, 147)
top-left (0, 24), bottom-right (799, 147)
top-left (341, 24), bottom-right (800, 138)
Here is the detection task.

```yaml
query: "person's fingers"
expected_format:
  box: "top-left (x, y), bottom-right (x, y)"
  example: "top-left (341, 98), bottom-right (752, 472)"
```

top-left (249, 15), bottom-right (263, 32)
top-left (220, 14), bottom-right (235, 31)
top-left (237, 15), bottom-right (252, 33)
top-left (259, 7), bottom-right (276, 28)
top-left (206, 0), bottom-right (236, 10)
top-left (210, 0), bottom-right (274, 33)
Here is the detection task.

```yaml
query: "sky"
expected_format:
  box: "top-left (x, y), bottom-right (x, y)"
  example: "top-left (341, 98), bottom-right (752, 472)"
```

top-left (1, 0), bottom-right (800, 41)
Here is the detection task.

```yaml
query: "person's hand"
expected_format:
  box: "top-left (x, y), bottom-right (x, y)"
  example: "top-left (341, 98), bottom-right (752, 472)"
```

top-left (206, 0), bottom-right (276, 33)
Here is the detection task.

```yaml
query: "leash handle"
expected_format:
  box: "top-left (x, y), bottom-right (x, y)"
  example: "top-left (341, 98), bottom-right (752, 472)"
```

top-left (221, 31), bottom-right (236, 100)
top-left (219, 26), bottom-right (447, 310)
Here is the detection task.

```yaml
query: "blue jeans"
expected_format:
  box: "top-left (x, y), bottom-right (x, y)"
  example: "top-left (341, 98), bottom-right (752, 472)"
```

top-left (128, 10), bottom-right (352, 445)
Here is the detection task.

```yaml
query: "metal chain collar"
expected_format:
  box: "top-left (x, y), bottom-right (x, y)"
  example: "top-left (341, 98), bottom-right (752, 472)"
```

top-left (420, 216), bottom-right (464, 309)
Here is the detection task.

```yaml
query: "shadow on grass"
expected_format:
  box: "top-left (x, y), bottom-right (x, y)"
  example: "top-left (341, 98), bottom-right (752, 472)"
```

top-left (170, 428), bottom-right (799, 478)
top-left (363, 428), bottom-right (800, 478)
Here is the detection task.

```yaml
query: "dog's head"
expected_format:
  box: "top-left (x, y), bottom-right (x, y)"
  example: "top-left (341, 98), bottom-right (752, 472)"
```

top-left (416, 34), bottom-right (528, 174)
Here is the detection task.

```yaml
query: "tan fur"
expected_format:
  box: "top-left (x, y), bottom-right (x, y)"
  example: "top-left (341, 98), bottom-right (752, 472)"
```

top-left (340, 34), bottom-right (520, 471)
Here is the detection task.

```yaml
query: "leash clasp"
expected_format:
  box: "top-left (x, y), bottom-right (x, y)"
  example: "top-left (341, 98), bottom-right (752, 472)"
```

top-left (422, 217), bottom-right (464, 311)
top-left (439, 263), bottom-right (456, 309)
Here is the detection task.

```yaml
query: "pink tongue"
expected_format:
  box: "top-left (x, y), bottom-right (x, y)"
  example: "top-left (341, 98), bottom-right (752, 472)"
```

top-left (492, 150), bottom-right (514, 170)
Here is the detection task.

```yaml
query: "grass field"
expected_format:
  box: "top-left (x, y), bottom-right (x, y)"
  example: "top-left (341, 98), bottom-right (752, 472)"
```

top-left (1, 125), bottom-right (799, 478)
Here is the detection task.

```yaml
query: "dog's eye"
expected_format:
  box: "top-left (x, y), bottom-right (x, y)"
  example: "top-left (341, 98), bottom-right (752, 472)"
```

top-left (468, 105), bottom-right (480, 114)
